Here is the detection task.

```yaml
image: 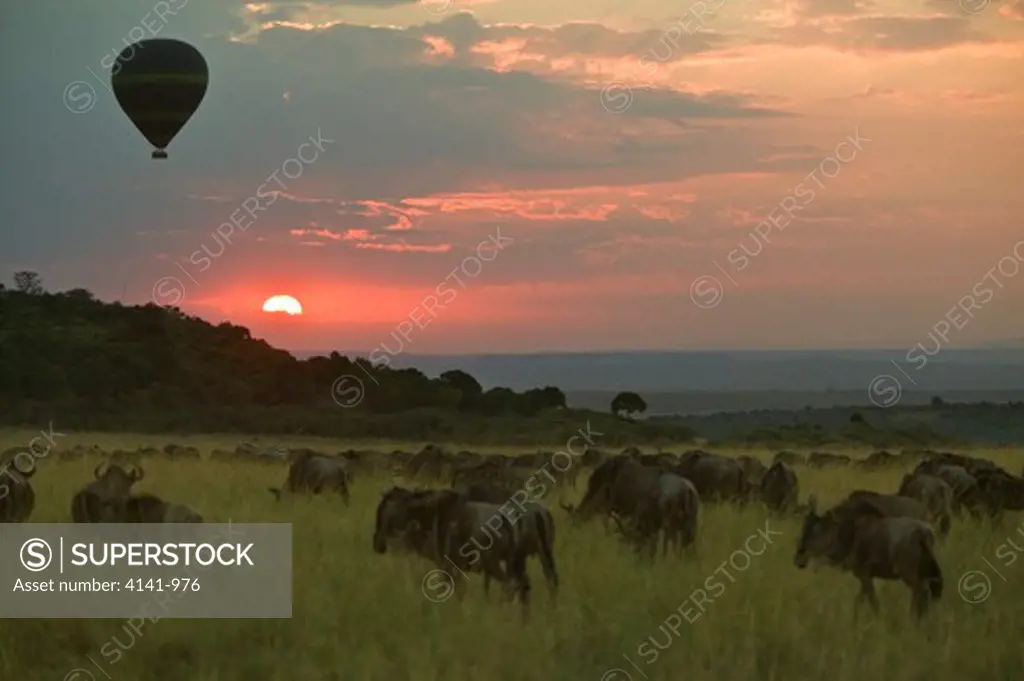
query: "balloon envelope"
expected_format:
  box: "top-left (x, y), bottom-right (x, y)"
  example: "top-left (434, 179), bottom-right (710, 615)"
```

top-left (111, 38), bottom-right (208, 159)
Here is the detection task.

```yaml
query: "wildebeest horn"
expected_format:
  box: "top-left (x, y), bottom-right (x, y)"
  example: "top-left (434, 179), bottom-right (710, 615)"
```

top-left (94, 461), bottom-right (109, 479)
top-left (558, 500), bottom-right (575, 514)
top-left (131, 463), bottom-right (145, 481)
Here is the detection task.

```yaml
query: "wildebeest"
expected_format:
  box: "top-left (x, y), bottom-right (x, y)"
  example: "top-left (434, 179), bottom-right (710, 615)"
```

top-left (673, 452), bottom-right (751, 503)
top-left (71, 461), bottom-right (145, 523)
top-left (372, 487), bottom-right (533, 612)
top-left (0, 460), bottom-right (36, 522)
top-left (759, 461), bottom-right (799, 512)
top-left (561, 456), bottom-right (700, 554)
top-left (268, 451), bottom-right (350, 505)
top-left (607, 471), bottom-right (699, 560)
top-left (842, 490), bottom-right (931, 523)
top-left (118, 494), bottom-right (204, 523)
top-left (807, 452), bottom-right (852, 468)
top-left (923, 452), bottom-right (1000, 477)
top-left (772, 450), bottom-right (805, 466)
top-left (856, 450), bottom-right (899, 469)
top-left (794, 494), bottom-right (943, 619)
top-left (913, 462), bottom-right (982, 518)
top-left (972, 468), bottom-right (1024, 518)
top-left (462, 482), bottom-right (559, 602)
top-left (737, 456), bottom-right (768, 486)
top-left (897, 473), bottom-right (953, 536)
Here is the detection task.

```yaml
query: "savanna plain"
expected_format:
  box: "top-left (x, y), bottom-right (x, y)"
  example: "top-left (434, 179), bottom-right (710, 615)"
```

top-left (1, 429), bottom-right (1023, 681)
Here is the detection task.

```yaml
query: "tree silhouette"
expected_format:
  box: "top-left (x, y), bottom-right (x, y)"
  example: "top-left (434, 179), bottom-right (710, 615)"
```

top-left (13, 271), bottom-right (44, 295)
top-left (440, 369), bottom-right (483, 410)
top-left (611, 391), bottom-right (647, 419)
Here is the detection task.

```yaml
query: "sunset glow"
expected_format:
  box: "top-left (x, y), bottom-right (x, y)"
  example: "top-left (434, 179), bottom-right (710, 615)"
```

top-left (262, 295), bottom-right (303, 316)
top-left (10, 0), bottom-right (1024, 352)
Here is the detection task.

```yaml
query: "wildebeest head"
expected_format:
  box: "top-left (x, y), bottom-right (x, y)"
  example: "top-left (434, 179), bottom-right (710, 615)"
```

top-left (794, 496), bottom-right (844, 569)
top-left (373, 486), bottom-right (465, 557)
top-left (560, 455), bottom-right (632, 521)
top-left (93, 461), bottom-right (144, 492)
top-left (608, 510), bottom-right (641, 545)
top-left (373, 487), bottom-right (412, 554)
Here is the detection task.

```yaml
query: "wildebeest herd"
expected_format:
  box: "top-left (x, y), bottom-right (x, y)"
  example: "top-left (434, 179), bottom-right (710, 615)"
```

top-left (2, 441), bottom-right (1023, 621)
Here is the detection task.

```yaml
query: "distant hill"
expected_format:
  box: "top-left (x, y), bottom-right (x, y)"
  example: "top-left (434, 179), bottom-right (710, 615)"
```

top-left (293, 348), bottom-right (1024, 393)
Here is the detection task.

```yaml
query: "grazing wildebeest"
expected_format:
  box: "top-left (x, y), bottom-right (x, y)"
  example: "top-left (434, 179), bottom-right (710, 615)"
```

top-left (607, 472), bottom-right (699, 560)
top-left (898, 473), bottom-right (953, 536)
top-left (856, 450), bottom-right (899, 469)
top-left (973, 468), bottom-right (1024, 519)
top-left (0, 461), bottom-right (36, 522)
top-left (807, 452), bottom-right (851, 468)
top-left (842, 490), bottom-right (932, 523)
top-left (268, 451), bottom-right (350, 505)
top-left (772, 451), bottom-right (805, 466)
top-left (794, 495), bottom-right (943, 619)
top-left (462, 482), bottom-right (559, 602)
top-left (373, 487), bottom-right (533, 612)
top-left (913, 463), bottom-right (982, 518)
top-left (561, 457), bottom-right (700, 555)
top-left (924, 452), bottom-right (1000, 477)
top-left (673, 452), bottom-right (751, 503)
top-left (118, 494), bottom-right (203, 523)
top-left (737, 456), bottom-right (768, 486)
top-left (71, 461), bottom-right (145, 523)
top-left (759, 461), bottom-right (799, 512)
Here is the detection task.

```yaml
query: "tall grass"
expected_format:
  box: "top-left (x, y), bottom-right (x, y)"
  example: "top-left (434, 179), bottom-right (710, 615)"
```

top-left (1, 430), bottom-right (1023, 681)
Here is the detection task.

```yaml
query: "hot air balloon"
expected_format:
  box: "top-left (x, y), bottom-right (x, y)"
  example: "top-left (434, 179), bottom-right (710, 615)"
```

top-left (111, 38), bottom-right (208, 160)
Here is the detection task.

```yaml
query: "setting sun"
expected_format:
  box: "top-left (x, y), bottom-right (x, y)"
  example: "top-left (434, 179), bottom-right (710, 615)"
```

top-left (262, 295), bottom-right (303, 316)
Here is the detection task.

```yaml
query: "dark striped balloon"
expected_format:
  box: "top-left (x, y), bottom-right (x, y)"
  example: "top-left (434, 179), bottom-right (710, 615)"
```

top-left (111, 38), bottom-right (208, 160)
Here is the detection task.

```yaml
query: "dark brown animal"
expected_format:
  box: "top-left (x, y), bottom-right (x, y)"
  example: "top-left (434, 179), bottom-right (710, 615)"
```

top-left (608, 472), bottom-right (699, 560)
top-left (71, 461), bottom-right (144, 523)
top-left (807, 452), bottom-right (852, 468)
top-left (372, 487), bottom-right (534, 611)
top-left (897, 473), bottom-right (953, 536)
top-left (973, 468), bottom-right (1024, 517)
top-left (913, 463), bottom-right (982, 518)
top-left (759, 461), bottom-right (799, 512)
top-left (118, 494), bottom-right (203, 522)
top-left (794, 495), bottom-right (943, 619)
top-left (842, 490), bottom-right (931, 522)
top-left (856, 450), bottom-right (898, 469)
top-left (673, 452), bottom-right (751, 503)
top-left (561, 457), bottom-right (700, 554)
top-left (737, 456), bottom-right (768, 486)
top-left (462, 482), bottom-right (559, 602)
top-left (269, 451), bottom-right (350, 505)
top-left (772, 451), bottom-right (806, 466)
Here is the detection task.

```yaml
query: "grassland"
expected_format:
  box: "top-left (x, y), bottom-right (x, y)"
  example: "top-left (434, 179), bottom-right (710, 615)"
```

top-left (2, 429), bottom-right (1023, 681)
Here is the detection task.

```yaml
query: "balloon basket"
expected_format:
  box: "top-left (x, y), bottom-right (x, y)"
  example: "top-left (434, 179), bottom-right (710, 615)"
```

top-left (152, 150), bottom-right (168, 160)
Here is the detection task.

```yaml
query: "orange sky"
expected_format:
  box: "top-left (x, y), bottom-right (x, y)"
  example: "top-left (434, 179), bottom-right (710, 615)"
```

top-left (6, 0), bottom-right (1024, 352)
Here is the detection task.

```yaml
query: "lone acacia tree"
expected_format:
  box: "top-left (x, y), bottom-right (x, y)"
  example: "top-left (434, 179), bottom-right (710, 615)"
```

top-left (611, 391), bottom-right (647, 419)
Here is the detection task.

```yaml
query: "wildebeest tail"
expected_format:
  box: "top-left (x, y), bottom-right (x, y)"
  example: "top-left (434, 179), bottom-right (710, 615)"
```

top-left (918, 531), bottom-right (943, 599)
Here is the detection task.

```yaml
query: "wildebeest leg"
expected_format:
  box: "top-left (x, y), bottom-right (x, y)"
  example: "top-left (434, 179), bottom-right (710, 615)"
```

top-left (909, 584), bottom-right (930, 619)
top-left (854, 576), bottom-right (881, 618)
top-left (507, 550), bottom-right (531, 619)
